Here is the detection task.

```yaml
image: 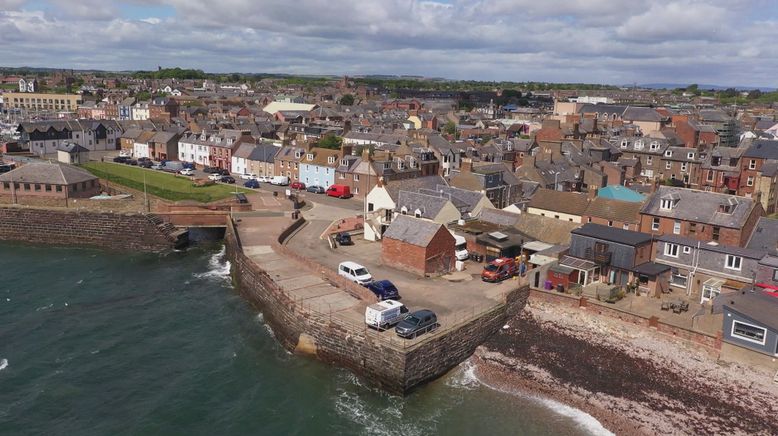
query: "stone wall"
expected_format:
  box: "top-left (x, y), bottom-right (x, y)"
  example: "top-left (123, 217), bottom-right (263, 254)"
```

top-left (0, 205), bottom-right (185, 252)
top-left (225, 217), bottom-right (529, 394)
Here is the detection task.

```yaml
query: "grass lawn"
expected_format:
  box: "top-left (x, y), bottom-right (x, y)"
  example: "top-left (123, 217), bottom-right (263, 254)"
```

top-left (81, 162), bottom-right (253, 203)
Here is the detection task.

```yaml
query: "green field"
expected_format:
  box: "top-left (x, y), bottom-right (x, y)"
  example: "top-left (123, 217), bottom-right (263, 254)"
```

top-left (81, 162), bottom-right (252, 203)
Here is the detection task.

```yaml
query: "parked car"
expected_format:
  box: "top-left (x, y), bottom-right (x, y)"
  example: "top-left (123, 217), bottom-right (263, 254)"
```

top-left (125, 159), bottom-right (138, 166)
top-left (326, 184), bottom-right (352, 199)
top-left (179, 168), bottom-right (195, 176)
top-left (182, 162), bottom-right (195, 170)
top-left (113, 156), bottom-right (129, 163)
top-left (244, 179), bottom-right (260, 189)
top-left (481, 257), bottom-right (518, 282)
top-left (118, 150), bottom-right (131, 157)
top-left (240, 173), bottom-right (258, 180)
top-left (290, 181), bottom-right (306, 190)
top-left (366, 280), bottom-right (401, 300)
top-left (151, 163), bottom-right (164, 170)
top-left (203, 166), bottom-right (220, 174)
top-left (338, 261), bottom-right (373, 285)
top-left (218, 169), bottom-right (230, 176)
top-left (365, 300), bottom-right (408, 330)
top-left (334, 232), bottom-right (352, 246)
top-left (270, 176), bottom-right (290, 186)
top-left (395, 309), bottom-right (438, 339)
top-left (139, 160), bottom-right (153, 168)
top-left (221, 175), bottom-right (236, 184)
top-left (306, 185), bottom-right (325, 194)
top-left (208, 173), bottom-right (223, 181)
top-left (258, 175), bottom-right (272, 183)
top-left (138, 157), bottom-right (151, 162)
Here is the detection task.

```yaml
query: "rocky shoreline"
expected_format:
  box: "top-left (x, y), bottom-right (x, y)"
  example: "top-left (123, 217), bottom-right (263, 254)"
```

top-left (473, 301), bottom-right (778, 435)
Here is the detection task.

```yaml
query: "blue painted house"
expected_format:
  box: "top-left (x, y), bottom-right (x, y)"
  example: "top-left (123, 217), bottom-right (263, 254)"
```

top-left (298, 147), bottom-right (341, 188)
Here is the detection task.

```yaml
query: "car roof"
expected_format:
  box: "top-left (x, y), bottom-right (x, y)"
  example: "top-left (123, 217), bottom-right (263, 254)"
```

top-left (339, 261), bottom-right (365, 269)
top-left (373, 279), bottom-right (394, 286)
top-left (412, 309), bottom-right (434, 316)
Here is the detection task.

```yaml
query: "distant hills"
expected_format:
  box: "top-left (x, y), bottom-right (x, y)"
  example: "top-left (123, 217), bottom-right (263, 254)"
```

top-left (638, 83), bottom-right (777, 92)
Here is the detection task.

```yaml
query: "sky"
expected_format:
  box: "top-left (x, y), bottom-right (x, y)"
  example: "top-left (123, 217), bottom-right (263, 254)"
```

top-left (1, 0), bottom-right (778, 87)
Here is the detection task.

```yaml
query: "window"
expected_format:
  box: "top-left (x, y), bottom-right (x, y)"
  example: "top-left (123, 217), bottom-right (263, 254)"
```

top-left (354, 187), bottom-right (359, 194)
top-left (620, 140), bottom-right (628, 149)
top-left (683, 246), bottom-right (691, 254)
top-left (587, 217), bottom-right (592, 223)
top-left (660, 199), bottom-right (674, 210)
top-left (623, 224), bottom-right (629, 230)
top-left (725, 255), bottom-right (742, 271)
top-left (652, 217), bottom-right (660, 231)
top-left (608, 220), bottom-right (613, 227)
top-left (650, 141), bottom-right (660, 151)
top-left (664, 150), bottom-right (672, 157)
top-left (731, 321), bottom-right (766, 345)
top-left (34, 184), bottom-right (41, 192)
top-left (56, 185), bottom-right (62, 192)
top-left (712, 226), bottom-right (720, 241)
top-left (401, 206), bottom-right (408, 215)
top-left (634, 140), bottom-right (644, 150)
top-left (665, 161), bottom-right (672, 170)
top-left (702, 283), bottom-right (720, 302)
top-left (664, 243), bottom-right (679, 257)
top-left (773, 269), bottom-right (778, 281)
top-left (689, 222), bottom-right (696, 235)
top-left (747, 176), bottom-right (754, 187)
top-left (706, 170), bottom-right (714, 182)
top-left (646, 156), bottom-right (653, 165)
top-left (673, 220), bottom-right (681, 234)
top-left (749, 159), bottom-right (756, 170)
top-left (671, 273), bottom-right (688, 287)
top-left (681, 162), bottom-right (688, 172)
top-left (414, 209), bottom-right (422, 218)
top-left (353, 174), bottom-right (360, 181)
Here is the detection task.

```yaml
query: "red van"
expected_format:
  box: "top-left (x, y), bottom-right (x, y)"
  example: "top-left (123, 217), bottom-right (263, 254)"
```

top-left (326, 184), bottom-right (352, 199)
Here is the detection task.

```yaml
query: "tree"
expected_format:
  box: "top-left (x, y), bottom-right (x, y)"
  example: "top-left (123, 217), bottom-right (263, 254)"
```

top-left (747, 89), bottom-right (763, 100)
top-left (443, 120), bottom-right (456, 135)
top-left (339, 94), bottom-right (355, 106)
top-left (318, 135), bottom-right (343, 150)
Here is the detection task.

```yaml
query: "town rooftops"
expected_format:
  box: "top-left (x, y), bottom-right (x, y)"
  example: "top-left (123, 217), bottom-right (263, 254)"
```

top-left (56, 142), bottom-right (89, 153)
top-left (383, 175), bottom-right (447, 202)
top-left (585, 197), bottom-right (644, 224)
top-left (382, 215), bottom-right (446, 247)
top-left (396, 191), bottom-right (451, 219)
top-left (597, 185), bottom-right (645, 202)
top-left (746, 217), bottom-right (778, 255)
top-left (572, 223), bottom-right (653, 246)
top-left (640, 186), bottom-right (756, 228)
top-left (658, 233), bottom-right (766, 259)
top-left (0, 161), bottom-right (97, 185)
top-left (261, 101), bottom-right (316, 115)
top-left (528, 189), bottom-right (591, 216)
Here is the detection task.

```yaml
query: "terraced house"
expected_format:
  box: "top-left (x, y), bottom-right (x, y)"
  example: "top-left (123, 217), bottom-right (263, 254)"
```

top-left (298, 146), bottom-right (342, 188)
top-left (17, 120), bottom-right (121, 154)
top-left (611, 136), bottom-right (669, 182)
top-left (738, 139), bottom-right (778, 214)
top-left (659, 146), bottom-right (703, 188)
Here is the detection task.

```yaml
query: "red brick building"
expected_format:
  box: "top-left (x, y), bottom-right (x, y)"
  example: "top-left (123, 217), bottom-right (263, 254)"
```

top-left (381, 215), bottom-right (455, 276)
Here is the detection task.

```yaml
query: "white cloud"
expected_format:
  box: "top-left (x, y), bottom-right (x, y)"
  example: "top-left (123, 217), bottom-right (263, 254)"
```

top-left (0, 0), bottom-right (777, 87)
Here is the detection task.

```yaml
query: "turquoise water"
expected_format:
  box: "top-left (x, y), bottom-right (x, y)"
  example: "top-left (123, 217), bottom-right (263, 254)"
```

top-left (0, 242), bottom-right (607, 436)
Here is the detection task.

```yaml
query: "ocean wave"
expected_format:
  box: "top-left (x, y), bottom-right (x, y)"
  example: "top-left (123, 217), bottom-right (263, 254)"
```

top-left (445, 360), bottom-right (480, 390)
top-left (0, 358), bottom-right (7, 371)
top-left (471, 363), bottom-right (614, 436)
top-left (193, 247), bottom-right (231, 282)
top-left (334, 389), bottom-right (423, 436)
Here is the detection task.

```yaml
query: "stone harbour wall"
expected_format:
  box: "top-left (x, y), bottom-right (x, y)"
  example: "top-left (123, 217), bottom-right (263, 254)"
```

top-left (225, 217), bottom-right (528, 394)
top-left (0, 205), bottom-right (186, 252)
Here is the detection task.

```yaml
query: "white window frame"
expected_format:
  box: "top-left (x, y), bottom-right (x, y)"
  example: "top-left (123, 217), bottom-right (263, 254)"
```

top-left (702, 283), bottom-right (720, 303)
top-left (353, 174), bottom-right (360, 181)
top-left (673, 220), bottom-right (681, 234)
top-left (664, 243), bottom-right (679, 258)
top-left (665, 161), bottom-right (672, 170)
top-left (652, 217), bottom-right (660, 231)
top-left (646, 156), bottom-right (653, 165)
top-left (747, 176), bottom-right (754, 187)
top-left (660, 199), bottom-right (673, 210)
top-left (749, 159), bottom-right (756, 170)
top-left (681, 162), bottom-right (688, 172)
top-left (725, 255), bottom-right (742, 271)
top-left (664, 149), bottom-right (672, 157)
top-left (707, 170), bottom-right (714, 182)
top-left (731, 320), bottom-right (766, 345)
top-left (683, 246), bottom-right (691, 254)
top-left (773, 269), bottom-right (778, 281)
top-left (670, 272), bottom-right (688, 288)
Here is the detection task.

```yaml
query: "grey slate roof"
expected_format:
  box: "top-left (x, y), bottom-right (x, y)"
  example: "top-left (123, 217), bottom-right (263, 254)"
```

top-left (396, 191), bottom-right (451, 219)
top-left (0, 162), bottom-right (97, 185)
top-left (640, 186), bottom-right (756, 228)
top-left (658, 234), bottom-right (766, 259)
top-left (572, 223), bottom-right (652, 246)
top-left (622, 106), bottom-right (664, 122)
top-left (746, 217), bottom-right (778, 255)
top-left (385, 175), bottom-right (447, 202)
top-left (479, 208), bottom-right (520, 226)
top-left (383, 215), bottom-right (446, 247)
top-left (743, 139), bottom-right (778, 160)
top-left (721, 289), bottom-right (778, 332)
top-left (56, 142), bottom-right (89, 153)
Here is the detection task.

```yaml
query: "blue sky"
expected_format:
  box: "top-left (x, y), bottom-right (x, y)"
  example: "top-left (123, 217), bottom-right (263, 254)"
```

top-left (1, 0), bottom-right (777, 87)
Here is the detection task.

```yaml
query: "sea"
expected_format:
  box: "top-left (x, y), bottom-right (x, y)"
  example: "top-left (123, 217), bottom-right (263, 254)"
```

top-left (0, 242), bottom-right (612, 436)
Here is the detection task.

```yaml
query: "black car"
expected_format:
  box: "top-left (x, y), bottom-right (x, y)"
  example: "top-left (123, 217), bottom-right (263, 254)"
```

top-left (113, 156), bottom-right (129, 163)
top-left (366, 280), bottom-right (400, 300)
top-left (221, 175), bottom-right (236, 184)
top-left (244, 179), bottom-right (260, 188)
top-left (395, 310), bottom-right (437, 339)
top-left (138, 160), bottom-right (153, 168)
top-left (334, 232), bottom-right (352, 246)
top-left (125, 159), bottom-right (138, 166)
top-left (203, 166), bottom-right (220, 174)
top-left (306, 185), bottom-right (325, 194)
top-left (218, 169), bottom-right (230, 176)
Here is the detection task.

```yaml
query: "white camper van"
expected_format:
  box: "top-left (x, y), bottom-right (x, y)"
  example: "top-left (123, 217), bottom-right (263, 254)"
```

top-left (453, 234), bottom-right (469, 261)
top-left (365, 300), bottom-right (408, 330)
top-left (270, 175), bottom-right (290, 186)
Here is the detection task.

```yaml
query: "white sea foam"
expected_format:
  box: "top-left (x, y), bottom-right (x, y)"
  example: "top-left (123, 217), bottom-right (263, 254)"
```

top-left (468, 362), bottom-right (614, 436)
top-left (0, 359), bottom-right (8, 371)
top-left (445, 360), bottom-right (480, 390)
top-left (35, 303), bottom-right (54, 312)
top-left (193, 247), bottom-right (231, 282)
top-left (334, 390), bottom-right (423, 436)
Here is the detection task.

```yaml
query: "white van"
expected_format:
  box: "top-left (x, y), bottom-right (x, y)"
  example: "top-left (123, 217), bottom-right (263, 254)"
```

top-left (365, 300), bottom-right (408, 330)
top-left (453, 234), bottom-right (469, 261)
top-left (271, 175), bottom-right (290, 186)
top-left (338, 261), bottom-right (373, 285)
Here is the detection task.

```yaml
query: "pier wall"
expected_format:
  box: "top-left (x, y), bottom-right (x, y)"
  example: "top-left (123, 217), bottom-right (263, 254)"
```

top-left (0, 205), bottom-right (185, 252)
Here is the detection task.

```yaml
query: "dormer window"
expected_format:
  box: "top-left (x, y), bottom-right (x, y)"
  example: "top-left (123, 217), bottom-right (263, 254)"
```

top-left (634, 140), bottom-right (644, 150)
top-left (306, 153), bottom-right (314, 161)
top-left (340, 159), bottom-right (348, 166)
top-left (664, 150), bottom-right (672, 157)
top-left (660, 194), bottom-right (679, 210)
top-left (400, 206), bottom-right (408, 215)
top-left (687, 152), bottom-right (695, 159)
top-left (383, 162), bottom-right (391, 170)
top-left (414, 209), bottom-right (422, 218)
top-left (711, 156), bottom-right (721, 167)
top-left (294, 150), bottom-right (302, 159)
top-left (650, 141), bottom-right (660, 151)
top-left (620, 140), bottom-right (628, 148)
top-left (327, 156), bottom-right (335, 164)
